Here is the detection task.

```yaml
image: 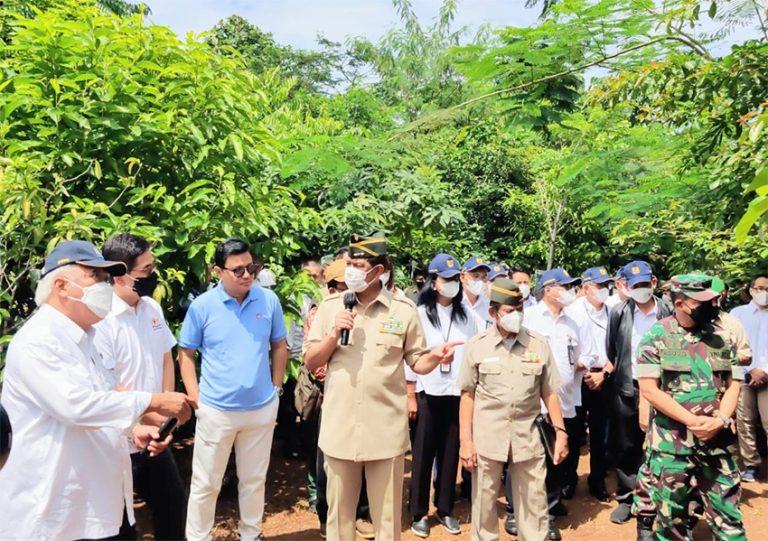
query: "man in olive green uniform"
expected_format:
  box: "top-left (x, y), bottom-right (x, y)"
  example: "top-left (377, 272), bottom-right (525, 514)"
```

top-left (637, 274), bottom-right (745, 541)
top-left (458, 278), bottom-right (569, 541)
top-left (304, 234), bottom-right (461, 541)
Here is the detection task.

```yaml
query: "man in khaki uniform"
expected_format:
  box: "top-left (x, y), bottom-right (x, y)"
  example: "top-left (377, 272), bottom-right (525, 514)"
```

top-left (458, 278), bottom-right (569, 541)
top-left (304, 234), bottom-right (461, 541)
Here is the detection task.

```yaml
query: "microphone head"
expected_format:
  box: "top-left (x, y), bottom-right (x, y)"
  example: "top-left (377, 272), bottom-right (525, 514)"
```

top-left (343, 291), bottom-right (358, 309)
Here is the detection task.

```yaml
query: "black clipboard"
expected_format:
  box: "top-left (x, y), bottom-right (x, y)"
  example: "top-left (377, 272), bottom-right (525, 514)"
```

top-left (535, 413), bottom-right (556, 461)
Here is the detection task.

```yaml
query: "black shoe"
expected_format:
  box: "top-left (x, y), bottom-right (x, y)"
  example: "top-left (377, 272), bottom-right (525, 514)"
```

top-left (548, 519), bottom-right (562, 541)
top-left (550, 502), bottom-right (568, 517)
top-left (561, 484), bottom-right (576, 499)
top-left (636, 516), bottom-right (654, 541)
top-left (610, 502), bottom-right (633, 524)
top-left (589, 484), bottom-right (611, 502)
top-left (504, 513), bottom-right (518, 536)
top-left (438, 514), bottom-right (460, 535)
top-left (411, 517), bottom-right (429, 538)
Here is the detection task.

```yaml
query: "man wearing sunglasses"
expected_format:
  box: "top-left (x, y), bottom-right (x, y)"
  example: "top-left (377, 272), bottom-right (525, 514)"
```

top-left (178, 238), bottom-right (288, 541)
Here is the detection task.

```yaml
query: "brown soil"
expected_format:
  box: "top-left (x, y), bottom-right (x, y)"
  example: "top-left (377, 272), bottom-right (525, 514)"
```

top-left (136, 440), bottom-right (768, 540)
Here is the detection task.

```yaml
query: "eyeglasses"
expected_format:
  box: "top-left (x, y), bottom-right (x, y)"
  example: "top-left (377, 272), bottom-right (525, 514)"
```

top-left (223, 263), bottom-right (260, 278)
top-left (751, 286), bottom-right (768, 292)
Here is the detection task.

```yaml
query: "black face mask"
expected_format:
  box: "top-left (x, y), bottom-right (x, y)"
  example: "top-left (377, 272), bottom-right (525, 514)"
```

top-left (687, 301), bottom-right (719, 327)
top-left (131, 271), bottom-right (159, 298)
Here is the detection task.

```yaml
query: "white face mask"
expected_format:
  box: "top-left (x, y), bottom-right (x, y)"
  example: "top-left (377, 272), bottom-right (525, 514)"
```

top-left (751, 290), bottom-right (768, 307)
top-left (437, 280), bottom-right (460, 299)
top-left (518, 283), bottom-right (531, 300)
top-left (379, 271), bottom-right (391, 288)
top-left (344, 266), bottom-right (377, 293)
top-left (499, 310), bottom-right (523, 334)
top-left (628, 287), bottom-right (653, 304)
top-left (590, 286), bottom-right (610, 304)
top-left (466, 279), bottom-right (486, 298)
top-left (557, 288), bottom-right (577, 306)
top-left (66, 279), bottom-right (113, 319)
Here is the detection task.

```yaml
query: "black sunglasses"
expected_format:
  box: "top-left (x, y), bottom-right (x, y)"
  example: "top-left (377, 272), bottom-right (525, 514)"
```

top-left (223, 263), bottom-right (260, 278)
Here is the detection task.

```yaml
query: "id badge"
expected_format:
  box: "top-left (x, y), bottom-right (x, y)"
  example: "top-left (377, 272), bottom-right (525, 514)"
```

top-left (440, 362), bottom-right (452, 374)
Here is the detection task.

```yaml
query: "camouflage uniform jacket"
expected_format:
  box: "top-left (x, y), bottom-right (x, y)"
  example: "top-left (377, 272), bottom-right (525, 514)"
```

top-left (636, 315), bottom-right (744, 456)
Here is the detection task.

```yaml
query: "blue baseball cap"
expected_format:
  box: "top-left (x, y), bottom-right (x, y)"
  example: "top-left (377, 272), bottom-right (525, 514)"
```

top-left (461, 256), bottom-right (491, 273)
top-left (488, 262), bottom-right (508, 281)
top-left (539, 267), bottom-right (581, 287)
top-left (621, 260), bottom-right (653, 287)
top-left (581, 266), bottom-right (613, 285)
top-left (428, 253), bottom-right (461, 278)
top-left (42, 240), bottom-right (127, 278)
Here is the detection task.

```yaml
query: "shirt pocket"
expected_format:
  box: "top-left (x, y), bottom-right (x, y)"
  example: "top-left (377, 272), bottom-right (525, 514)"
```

top-left (660, 357), bottom-right (692, 393)
top-left (478, 362), bottom-right (506, 395)
top-left (516, 363), bottom-right (542, 396)
top-left (375, 333), bottom-right (404, 364)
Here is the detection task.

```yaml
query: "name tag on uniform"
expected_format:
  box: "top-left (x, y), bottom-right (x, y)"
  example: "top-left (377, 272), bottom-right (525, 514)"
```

top-left (661, 349), bottom-right (691, 372)
top-left (379, 316), bottom-right (404, 334)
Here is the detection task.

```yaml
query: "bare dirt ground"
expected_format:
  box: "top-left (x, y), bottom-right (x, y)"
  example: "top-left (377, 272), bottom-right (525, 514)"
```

top-left (136, 439), bottom-right (768, 540)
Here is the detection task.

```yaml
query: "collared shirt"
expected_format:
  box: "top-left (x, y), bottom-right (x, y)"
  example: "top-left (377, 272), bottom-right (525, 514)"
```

top-left (462, 293), bottom-right (493, 329)
top-left (178, 283), bottom-right (287, 411)
top-left (567, 296), bottom-right (609, 367)
top-left (94, 293), bottom-right (176, 394)
top-left (0, 305), bottom-right (151, 540)
top-left (605, 294), bottom-right (623, 311)
top-left (730, 302), bottom-right (768, 370)
top-left (458, 325), bottom-right (561, 462)
top-left (523, 296), bottom-right (538, 309)
top-left (304, 288), bottom-right (429, 461)
top-left (631, 300), bottom-right (658, 378)
top-left (524, 301), bottom-right (595, 418)
top-left (410, 303), bottom-right (480, 396)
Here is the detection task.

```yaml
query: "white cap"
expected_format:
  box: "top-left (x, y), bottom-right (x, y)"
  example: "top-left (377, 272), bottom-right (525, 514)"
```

top-left (257, 268), bottom-right (277, 288)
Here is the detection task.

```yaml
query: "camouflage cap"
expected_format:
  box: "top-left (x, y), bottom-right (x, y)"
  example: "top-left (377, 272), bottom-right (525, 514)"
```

top-left (489, 278), bottom-right (523, 306)
top-left (669, 273), bottom-right (720, 302)
top-left (348, 233), bottom-right (386, 259)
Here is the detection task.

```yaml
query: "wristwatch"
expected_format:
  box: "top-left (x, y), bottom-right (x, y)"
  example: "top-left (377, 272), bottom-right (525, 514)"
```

top-left (717, 414), bottom-right (731, 429)
top-left (275, 385), bottom-right (284, 397)
top-left (602, 368), bottom-right (613, 380)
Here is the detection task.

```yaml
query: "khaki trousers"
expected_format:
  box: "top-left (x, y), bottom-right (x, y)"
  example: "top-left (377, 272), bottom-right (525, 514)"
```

top-left (472, 454), bottom-right (548, 541)
top-left (737, 383), bottom-right (768, 467)
top-left (186, 400), bottom-right (278, 541)
top-left (324, 454), bottom-right (405, 541)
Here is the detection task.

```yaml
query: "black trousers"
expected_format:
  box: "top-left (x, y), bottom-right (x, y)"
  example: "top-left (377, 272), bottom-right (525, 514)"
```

top-left (315, 418), bottom-right (369, 525)
top-left (609, 389), bottom-right (645, 504)
top-left (559, 416), bottom-right (583, 493)
top-left (409, 393), bottom-right (460, 519)
top-left (578, 382), bottom-right (610, 489)
top-left (130, 448), bottom-right (187, 540)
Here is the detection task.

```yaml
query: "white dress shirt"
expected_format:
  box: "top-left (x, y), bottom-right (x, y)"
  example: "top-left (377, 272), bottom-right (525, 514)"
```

top-left (567, 296), bottom-right (609, 368)
top-left (462, 293), bottom-right (492, 330)
top-left (524, 296), bottom-right (538, 309)
top-left (525, 300), bottom-right (595, 418)
top-left (731, 302), bottom-right (768, 371)
top-left (95, 293), bottom-right (176, 394)
top-left (631, 300), bottom-right (658, 379)
top-left (0, 304), bottom-right (151, 540)
top-left (605, 294), bottom-right (623, 311)
top-left (410, 303), bottom-right (480, 396)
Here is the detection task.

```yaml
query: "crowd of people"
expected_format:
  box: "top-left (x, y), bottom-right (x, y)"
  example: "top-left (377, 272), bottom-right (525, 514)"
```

top-left (0, 231), bottom-right (765, 541)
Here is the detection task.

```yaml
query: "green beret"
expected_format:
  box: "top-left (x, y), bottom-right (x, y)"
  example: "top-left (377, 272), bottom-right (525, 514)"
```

top-left (348, 233), bottom-right (387, 259)
top-left (669, 273), bottom-right (720, 302)
top-left (490, 278), bottom-right (523, 306)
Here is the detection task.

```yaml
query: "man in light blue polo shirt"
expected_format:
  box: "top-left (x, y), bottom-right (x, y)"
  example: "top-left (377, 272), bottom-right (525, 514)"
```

top-left (178, 238), bottom-right (288, 541)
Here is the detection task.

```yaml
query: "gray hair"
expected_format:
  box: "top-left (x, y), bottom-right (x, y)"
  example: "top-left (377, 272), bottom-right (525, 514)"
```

top-left (34, 266), bottom-right (69, 307)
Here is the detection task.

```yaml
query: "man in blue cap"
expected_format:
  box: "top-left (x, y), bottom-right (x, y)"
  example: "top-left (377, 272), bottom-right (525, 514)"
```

top-left (604, 260), bottom-right (672, 531)
top-left (487, 263), bottom-right (508, 282)
top-left (460, 256), bottom-right (493, 328)
top-left (566, 266), bottom-right (614, 501)
top-left (523, 268), bottom-right (596, 534)
top-left (0, 240), bottom-right (192, 540)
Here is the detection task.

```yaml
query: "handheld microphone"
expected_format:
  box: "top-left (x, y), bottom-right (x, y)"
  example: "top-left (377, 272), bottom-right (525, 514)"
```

top-left (341, 291), bottom-right (358, 346)
top-left (139, 417), bottom-right (177, 458)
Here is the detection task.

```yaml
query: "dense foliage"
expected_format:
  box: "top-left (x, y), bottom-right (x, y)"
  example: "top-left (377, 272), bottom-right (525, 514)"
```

top-left (1, 0), bottom-right (767, 364)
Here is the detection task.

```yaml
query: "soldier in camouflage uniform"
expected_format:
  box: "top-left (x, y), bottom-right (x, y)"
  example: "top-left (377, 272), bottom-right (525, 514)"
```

top-left (636, 273), bottom-right (745, 541)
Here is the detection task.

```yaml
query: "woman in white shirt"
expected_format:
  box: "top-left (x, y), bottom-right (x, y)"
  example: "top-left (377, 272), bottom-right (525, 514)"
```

top-left (408, 253), bottom-right (481, 538)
